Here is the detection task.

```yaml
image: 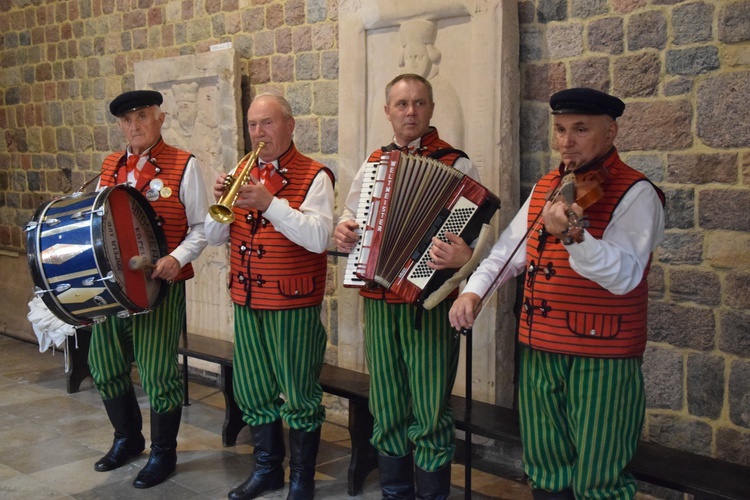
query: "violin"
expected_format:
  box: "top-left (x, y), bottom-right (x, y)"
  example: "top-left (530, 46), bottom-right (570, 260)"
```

top-left (548, 160), bottom-right (608, 245)
top-left (467, 154), bottom-right (609, 323)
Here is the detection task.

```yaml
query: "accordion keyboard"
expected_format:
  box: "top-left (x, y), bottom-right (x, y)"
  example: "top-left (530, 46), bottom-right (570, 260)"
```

top-left (343, 162), bottom-right (380, 287)
top-left (405, 196), bottom-right (478, 290)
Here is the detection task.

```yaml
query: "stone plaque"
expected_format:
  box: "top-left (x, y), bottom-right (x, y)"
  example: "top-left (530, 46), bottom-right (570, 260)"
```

top-left (135, 49), bottom-right (243, 343)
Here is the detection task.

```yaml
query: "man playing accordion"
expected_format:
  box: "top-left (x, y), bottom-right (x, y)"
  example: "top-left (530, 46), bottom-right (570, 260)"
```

top-left (335, 73), bottom-right (483, 499)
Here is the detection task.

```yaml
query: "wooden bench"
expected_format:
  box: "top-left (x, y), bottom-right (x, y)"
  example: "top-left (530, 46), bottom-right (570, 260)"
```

top-left (178, 332), bottom-right (750, 500)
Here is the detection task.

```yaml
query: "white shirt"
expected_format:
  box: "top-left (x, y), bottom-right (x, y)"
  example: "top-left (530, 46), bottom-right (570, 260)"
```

top-left (463, 180), bottom-right (665, 300)
top-left (204, 160), bottom-right (335, 254)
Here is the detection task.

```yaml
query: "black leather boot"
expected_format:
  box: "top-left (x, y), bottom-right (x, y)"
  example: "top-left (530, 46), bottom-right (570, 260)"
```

top-left (415, 463), bottom-right (451, 500)
top-left (532, 488), bottom-right (575, 499)
top-left (94, 388), bottom-right (145, 472)
top-left (287, 427), bottom-right (321, 500)
top-left (133, 407), bottom-right (181, 488)
top-left (378, 453), bottom-right (415, 500)
top-left (228, 420), bottom-right (286, 499)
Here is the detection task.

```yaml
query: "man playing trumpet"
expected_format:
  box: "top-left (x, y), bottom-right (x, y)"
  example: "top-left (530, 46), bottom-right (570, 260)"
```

top-left (204, 93), bottom-right (335, 500)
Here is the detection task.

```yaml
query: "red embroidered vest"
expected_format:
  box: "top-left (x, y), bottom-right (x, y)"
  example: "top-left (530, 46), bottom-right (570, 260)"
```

top-left (359, 128), bottom-right (466, 303)
top-left (520, 149), bottom-right (663, 358)
top-left (100, 138), bottom-right (195, 282)
top-left (228, 144), bottom-right (334, 310)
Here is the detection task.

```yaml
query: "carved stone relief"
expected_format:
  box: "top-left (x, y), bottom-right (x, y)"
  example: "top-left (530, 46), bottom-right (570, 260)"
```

top-left (135, 49), bottom-right (243, 343)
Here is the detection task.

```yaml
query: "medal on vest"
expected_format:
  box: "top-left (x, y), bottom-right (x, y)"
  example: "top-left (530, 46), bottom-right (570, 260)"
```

top-left (160, 186), bottom-right (172, 198)
top-left (146, 188), bottom-right (160, 201)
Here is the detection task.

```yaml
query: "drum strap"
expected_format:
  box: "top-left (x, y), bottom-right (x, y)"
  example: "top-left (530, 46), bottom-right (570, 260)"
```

top-left (75, 173), bottom-right (101, 193)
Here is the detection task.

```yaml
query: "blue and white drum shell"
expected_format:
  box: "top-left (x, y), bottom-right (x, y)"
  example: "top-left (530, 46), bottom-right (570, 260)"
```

top-left (25, 185), bottom-right (168, 327)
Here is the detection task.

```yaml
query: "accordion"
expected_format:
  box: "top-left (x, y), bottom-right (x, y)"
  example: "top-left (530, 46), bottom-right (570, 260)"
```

top-left (344, 150), bottom-right (501, 306)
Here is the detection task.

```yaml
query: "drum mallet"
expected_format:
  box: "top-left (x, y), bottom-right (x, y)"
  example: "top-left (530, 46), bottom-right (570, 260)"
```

top-left (128, 256), bottom-right (157, 272)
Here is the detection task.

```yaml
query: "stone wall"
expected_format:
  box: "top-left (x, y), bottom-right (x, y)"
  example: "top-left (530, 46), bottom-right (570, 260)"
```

top-left (1, 0), bottom-right (749, 469)
top-left (518, 0), bottom-right (750, 466)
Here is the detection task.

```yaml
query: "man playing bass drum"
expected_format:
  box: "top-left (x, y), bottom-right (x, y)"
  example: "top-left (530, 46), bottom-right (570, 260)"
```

top-left (90, 90), bottom-right (208, 488)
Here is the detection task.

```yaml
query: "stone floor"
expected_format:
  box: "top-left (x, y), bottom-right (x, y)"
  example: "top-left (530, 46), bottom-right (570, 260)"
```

top-left (0, 333), bottom-right (533, 499)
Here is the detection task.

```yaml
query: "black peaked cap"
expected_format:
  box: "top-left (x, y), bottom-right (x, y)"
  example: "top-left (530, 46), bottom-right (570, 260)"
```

top-left (550, 87), bottom-right (625, 119)
top-left (109, 90), bottom-right (163, 117)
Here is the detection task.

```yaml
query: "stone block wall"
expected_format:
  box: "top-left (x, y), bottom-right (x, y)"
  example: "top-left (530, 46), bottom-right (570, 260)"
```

top-left (1, 0), bottom-right (749, 469)
top-left (519, 0), bottom-right (750, 466)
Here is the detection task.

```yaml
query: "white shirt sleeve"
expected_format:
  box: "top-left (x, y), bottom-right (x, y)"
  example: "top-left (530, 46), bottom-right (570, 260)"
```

top-left (462, 180), bottom-right (665, 299)
top-left (172, 156), bottom-right (208, 267)
top-left (205, 170), bottom-right (335, 254)
top-left (338, 159), bottom-right (369, 224)
top-left (204, 209), bottom-right (230, 246)
top-left (565, 181), bottom-right (665, 295)
top-left (453, 156), bottom-right (480, 182)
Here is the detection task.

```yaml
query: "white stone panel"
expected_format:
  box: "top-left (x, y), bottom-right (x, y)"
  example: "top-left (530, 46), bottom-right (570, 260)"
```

top-left (135, 49), bottom-right (243, 343)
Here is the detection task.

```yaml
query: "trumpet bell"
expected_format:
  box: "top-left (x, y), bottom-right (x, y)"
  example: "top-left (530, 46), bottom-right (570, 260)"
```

top-left (208, 204), bottom-right (235, 224)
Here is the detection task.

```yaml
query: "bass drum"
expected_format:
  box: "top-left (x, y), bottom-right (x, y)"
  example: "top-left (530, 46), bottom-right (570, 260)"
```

top-left (25, 184), bottom-right (168, 326)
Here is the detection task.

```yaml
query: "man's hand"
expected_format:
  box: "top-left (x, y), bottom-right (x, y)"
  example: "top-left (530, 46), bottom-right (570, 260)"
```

top-left (449, 292), bottom-right (481, 331)
top-left (234, 183), bottom-right (273, 212)
top-left (212, 173), bottom-right (228, 202)
top-left (151, 255), bottom-right (181, 282)
top-left (427, 232), bottom-right (472, 270)
top-left (542, 200), bottom-right (584, 241)
top-left (334, 220), bottom-right (360, 253)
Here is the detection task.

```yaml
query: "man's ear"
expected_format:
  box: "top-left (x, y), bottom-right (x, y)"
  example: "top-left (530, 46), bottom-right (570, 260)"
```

top-left (607, 119), bottom-right (618, 144)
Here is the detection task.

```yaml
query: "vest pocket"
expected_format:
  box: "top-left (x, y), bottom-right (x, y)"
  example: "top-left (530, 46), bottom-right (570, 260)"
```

top-left (567, 312), bottom-right (621, 338)
top-left (277, 276), bottom-right (316, 297)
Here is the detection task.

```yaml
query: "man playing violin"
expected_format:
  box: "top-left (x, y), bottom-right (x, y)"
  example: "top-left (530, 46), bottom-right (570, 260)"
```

top-left (450, 88), bottom-right (665, 499)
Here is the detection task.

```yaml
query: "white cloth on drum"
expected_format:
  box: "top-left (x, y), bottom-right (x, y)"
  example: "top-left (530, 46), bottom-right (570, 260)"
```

top-left (27, 296), bottom-right (76, 353)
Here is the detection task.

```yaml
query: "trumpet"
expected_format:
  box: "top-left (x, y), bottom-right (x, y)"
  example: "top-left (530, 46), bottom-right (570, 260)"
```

top-left (209, 142), bottom-right (265, 224)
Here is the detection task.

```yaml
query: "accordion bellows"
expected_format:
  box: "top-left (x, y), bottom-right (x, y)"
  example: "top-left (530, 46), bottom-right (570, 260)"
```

top-left (344, 150), bottom-right (501, 306)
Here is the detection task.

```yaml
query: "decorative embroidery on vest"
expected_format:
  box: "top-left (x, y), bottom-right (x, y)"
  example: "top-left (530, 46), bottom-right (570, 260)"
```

top-left (519, 150), bottom-right (660, 358)
top-left (227, 144), bottom-right (333, 310)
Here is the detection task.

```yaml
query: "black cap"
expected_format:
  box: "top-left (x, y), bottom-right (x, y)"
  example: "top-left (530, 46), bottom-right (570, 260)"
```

top-left (109, 90), bottom-right (163, 117)
top-left (550, 88), bottom-right (625, 119)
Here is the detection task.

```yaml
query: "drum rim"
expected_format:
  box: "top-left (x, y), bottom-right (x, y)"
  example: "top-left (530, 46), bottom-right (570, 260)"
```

top-left (26, 195), bottom-right (86, 326)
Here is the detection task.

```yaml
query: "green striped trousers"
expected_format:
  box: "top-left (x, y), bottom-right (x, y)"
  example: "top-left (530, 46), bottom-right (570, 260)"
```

top-left (232, 304), bottom-right (327, 432)
top-left (519, 345), bottom-right (645, 499)
top-left (364, 299), bottom-right (460, 471)
top-left (88, 282), bottom-right (185, 413)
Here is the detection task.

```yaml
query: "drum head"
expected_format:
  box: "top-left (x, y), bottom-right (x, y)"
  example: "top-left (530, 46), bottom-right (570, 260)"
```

top-left (92, 185), bottom-right (168, 314)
